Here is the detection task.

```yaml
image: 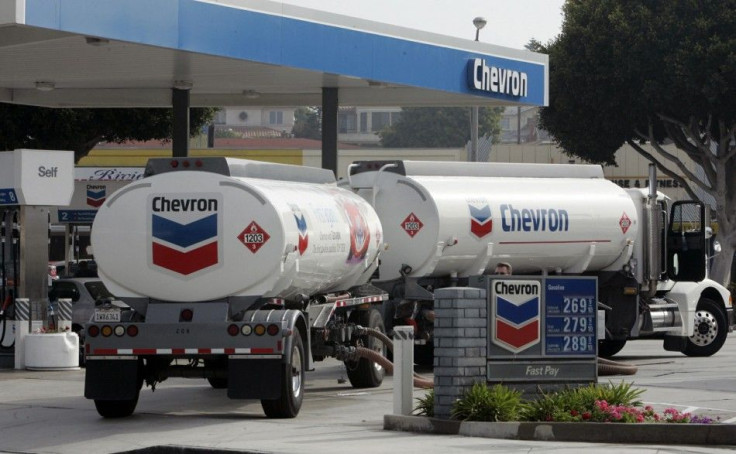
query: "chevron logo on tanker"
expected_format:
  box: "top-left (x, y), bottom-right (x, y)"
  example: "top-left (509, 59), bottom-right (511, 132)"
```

top-left (492, 279), bottom-right (541, 353)
top-left (468, 200), bottom-right (493, 238)
top-left (149, 193), bottom-right (221, 275)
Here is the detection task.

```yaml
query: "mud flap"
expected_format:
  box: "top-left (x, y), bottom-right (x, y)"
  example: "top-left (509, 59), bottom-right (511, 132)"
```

top-left (85, 359), bottom-right (140, 400)
top-left (227, 358), bottom-right (281, 399)
top-left (663, 335), bottom-right (687, 352)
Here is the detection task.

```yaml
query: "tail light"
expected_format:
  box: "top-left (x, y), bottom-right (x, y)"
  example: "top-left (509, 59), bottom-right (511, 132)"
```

top-left (227, 324), bottom-right (239, 336)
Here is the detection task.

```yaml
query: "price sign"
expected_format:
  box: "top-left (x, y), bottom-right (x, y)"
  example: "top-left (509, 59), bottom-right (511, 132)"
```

top-left (544, 278), bottom-right (597, 357)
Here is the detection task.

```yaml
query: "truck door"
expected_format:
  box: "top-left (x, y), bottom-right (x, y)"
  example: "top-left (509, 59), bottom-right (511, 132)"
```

top-left (666, 201), bottom-right (706, 282)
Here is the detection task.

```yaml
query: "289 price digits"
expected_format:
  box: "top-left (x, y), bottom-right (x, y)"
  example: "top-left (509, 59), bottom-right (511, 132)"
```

top-left (562, 335), bottom-right (593, 353)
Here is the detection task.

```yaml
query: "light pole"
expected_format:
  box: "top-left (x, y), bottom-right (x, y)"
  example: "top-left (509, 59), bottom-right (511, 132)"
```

top-left (471, 17), bottom-right (486, 162)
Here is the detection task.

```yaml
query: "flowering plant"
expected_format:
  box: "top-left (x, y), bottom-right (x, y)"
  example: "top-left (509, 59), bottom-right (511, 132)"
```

top-left (452, 382), bottom-right (722, 424)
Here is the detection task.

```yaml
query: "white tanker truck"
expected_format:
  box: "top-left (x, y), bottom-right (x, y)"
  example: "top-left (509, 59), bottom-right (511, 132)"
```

top-left (345, 160), bottom-right (733, 364)
top-left (85, 157), bottom-right (733, 418)
top-left (84, 158), bottom-right (390, 418)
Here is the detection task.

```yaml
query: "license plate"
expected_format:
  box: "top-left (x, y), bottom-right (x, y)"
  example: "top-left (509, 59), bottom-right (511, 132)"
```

top-left (94, 308), bottom-right (121, 322)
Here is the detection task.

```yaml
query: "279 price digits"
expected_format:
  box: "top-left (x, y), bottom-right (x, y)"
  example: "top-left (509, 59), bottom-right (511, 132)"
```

top-left (563, 316), bottom-right (594, 333)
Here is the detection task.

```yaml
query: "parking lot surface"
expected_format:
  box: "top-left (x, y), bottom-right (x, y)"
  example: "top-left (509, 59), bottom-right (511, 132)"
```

top-left (1, 337), bottom-right (736, 453)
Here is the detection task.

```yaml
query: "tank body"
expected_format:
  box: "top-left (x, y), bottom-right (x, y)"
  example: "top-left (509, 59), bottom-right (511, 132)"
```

top-left (350, 164), bottom-right (638, 281)
top-left (92, 170), bottom-right (382, 303)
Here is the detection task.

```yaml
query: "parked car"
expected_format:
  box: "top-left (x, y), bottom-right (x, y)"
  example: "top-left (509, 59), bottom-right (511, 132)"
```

top-left (48, 277), bottom-right (113, 334)
top-left (50, 259), bottom-right (98, 278)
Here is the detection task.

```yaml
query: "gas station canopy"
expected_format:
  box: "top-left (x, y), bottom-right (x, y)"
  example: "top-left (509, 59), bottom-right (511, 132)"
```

top-left (0, 0), bottom-right (548, 108)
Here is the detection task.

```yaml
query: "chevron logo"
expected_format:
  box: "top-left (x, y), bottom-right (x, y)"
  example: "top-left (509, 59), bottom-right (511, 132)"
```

top-left (150, 194), bottom-right (220, 276)
top-left (295, 213), bottom-right (309, 255)
top-left (86, 185), bottom-right (106, 208)
top-left (469, 203), bottom-right (492, 238)
top-left (492, 279), bottom-right (541, 353)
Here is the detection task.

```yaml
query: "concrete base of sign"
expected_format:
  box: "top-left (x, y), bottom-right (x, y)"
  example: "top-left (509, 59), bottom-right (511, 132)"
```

top-left (384, 415), bottom-right (736, 445)
top-left (24, 332), bottom-right (79, 370)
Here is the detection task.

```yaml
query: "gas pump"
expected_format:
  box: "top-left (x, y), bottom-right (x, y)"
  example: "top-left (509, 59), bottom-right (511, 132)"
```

top-left (0, 209), bottom-right (19, 352)
top-left (0, 149), bottom-right (74, 369)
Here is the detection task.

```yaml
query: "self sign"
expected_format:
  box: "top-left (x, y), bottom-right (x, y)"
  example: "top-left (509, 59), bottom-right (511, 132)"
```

top-left (38, 166), bottom-right (58, 177)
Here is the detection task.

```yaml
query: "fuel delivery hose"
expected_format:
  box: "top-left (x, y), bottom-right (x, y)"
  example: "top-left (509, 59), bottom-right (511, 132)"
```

top-left (353, 346), bottom-right (434, 389)
top-left (597, 357), bottom-right (638, 376)
top-left (354, 326), bottom-right (636, 384)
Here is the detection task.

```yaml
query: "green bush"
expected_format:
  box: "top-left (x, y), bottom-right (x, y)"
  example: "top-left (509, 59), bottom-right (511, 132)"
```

top-left (414, 389), bottom-right (434, 417)
top-left (451, 383), bottom-right (524, 422)
top-left (524, 381), bottom-right (644, 421)
top-left (444, 382), bottom-right (715, 424)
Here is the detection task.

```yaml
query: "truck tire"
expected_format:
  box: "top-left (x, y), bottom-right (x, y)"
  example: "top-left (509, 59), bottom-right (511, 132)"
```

top-left (414, 343), bottom-right (434, 367)
top-left (94, 397), bottom-right (139, 418)
top-left (345, 309), bottom-right (386, 388)
top-left (261, 327), bottom-right (305, 418)
top-left (205, 359), bottom-right (228, 389)
top-left (684, 298), bottom-right (727, 357)
top-left (598, 339), bottom-right (627, 358)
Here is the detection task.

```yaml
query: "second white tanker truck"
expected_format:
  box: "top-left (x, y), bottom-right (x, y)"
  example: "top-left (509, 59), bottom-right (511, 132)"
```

top-left (346, 160), bottom-right (733, 364)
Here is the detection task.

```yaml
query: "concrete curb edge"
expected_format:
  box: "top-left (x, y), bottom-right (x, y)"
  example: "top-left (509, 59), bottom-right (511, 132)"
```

top-left (383, 415), bottom-right (736, 445)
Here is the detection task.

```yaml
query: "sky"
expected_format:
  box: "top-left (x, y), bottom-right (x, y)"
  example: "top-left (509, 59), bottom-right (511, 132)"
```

top-left (281, 0), bottom-right (566, 50)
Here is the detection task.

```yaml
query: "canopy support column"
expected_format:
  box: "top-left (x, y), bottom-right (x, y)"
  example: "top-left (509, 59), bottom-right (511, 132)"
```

top-left (321, 87), bottom-right (338, 174)
top-left (172, 88), bottom-right (190, 158)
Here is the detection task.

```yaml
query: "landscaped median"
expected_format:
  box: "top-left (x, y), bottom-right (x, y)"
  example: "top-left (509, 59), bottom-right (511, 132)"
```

top-left (384, 382), bottom-right (736, 445)
top-left (383, 414), bottom-right (736, 445)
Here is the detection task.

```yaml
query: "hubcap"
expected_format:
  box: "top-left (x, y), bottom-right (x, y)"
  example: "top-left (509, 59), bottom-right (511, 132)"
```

top-left (689, 310), bottom-right (718, 347)
top-left (291, 344), bottom-right (303, 399)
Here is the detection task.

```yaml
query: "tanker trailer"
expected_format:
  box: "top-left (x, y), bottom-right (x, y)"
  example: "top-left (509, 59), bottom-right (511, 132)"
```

top-left (346, 160), bottom-right (733, 364)
top-left (84, 157), bottom-right (388, 418)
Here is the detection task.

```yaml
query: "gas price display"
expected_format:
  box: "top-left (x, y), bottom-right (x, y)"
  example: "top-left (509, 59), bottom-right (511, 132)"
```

top-left (544, 278), bottom-right (597, 357)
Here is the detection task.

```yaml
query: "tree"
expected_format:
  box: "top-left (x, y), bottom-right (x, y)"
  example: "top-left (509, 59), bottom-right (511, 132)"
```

top-left (538, 0), bottom-right (736, 285)
top-left (378, 107), bottom-right (503, 148)
top-left (291, 106), bottom-right (321, 139)
top-left (0, 104), bottom-right (217, 163)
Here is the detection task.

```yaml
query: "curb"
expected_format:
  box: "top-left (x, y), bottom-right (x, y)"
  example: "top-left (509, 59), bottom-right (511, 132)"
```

top-left (384, 415), bottom-right (736, 445)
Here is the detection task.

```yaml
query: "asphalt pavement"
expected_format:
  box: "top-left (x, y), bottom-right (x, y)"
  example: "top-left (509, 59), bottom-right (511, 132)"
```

top-left (1, 336), bottom-right (736, 453)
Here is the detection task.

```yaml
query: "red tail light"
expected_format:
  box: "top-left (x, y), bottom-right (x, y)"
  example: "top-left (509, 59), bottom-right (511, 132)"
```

top-left (180, 309), bottom-right (193, 322)
top-left (88, 325), bottom-right (100, 337)
top-left (267, 324), bottom-right (279, 336)
top-left (227, 324), bottom-right (239, 336)
top-left (127, 325), bottom-right (139, 337)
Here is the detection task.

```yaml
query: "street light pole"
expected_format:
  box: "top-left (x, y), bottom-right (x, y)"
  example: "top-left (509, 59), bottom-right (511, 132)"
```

top-left (471, 17), bottom-right (486, 162)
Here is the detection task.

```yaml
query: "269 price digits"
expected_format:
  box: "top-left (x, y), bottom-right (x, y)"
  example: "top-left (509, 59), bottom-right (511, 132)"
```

top-left (562, 297), bottom-right (594, 314)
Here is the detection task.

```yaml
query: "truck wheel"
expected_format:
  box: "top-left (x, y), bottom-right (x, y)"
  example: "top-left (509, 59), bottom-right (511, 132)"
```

top-left (207, 377), bottom-right (228, 389)
top-left (94, 396), bottom-right (139, 418)
top-left (345, 309), bottom-right (386, 388)
top-left (261, 327), bottom-right (305, 418)
top-left (684, 298), bottom-right (727, 357)
top-left (205, 359), bottom-right (228, 389)
top-left (598, 339), bottom-right (627, 358)
top-left (414, 344), bottom-right (434, 367)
